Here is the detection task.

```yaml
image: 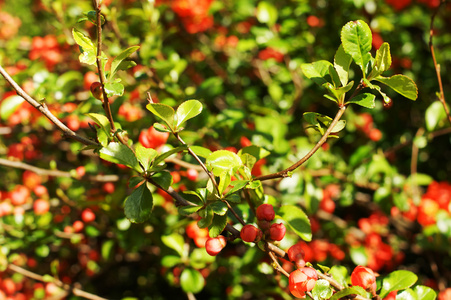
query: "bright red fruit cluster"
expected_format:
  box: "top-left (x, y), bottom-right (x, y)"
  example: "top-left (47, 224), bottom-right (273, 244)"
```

top-left (288, 267), bottom-right (317, 298)
top-left (139, 126), bottom-right (169, 150)
top-left (186, 221), bottom-right (210, 248)
top-left (171, 0), bottom-right (214, 34)
top-left (258, 47), bottom-right (284, 63)
top-left (29, 35), bottom-right (64, 71)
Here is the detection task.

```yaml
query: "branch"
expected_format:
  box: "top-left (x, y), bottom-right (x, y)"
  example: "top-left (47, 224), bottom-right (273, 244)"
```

top-left (254, 105), bottom-right (347, 181)
top-left (429, 0), bottom-right (451, 125)
top-left (0, 65), bottom-right (98, 146)
top-left (7, 264), bottom-right (108, 300)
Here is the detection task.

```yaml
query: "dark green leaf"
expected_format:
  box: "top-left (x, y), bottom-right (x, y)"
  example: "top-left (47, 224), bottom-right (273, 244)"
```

top-left (341, 20), bottom-right (372, 75)
top-left (276, 205), bottom-right (311, 241)
top-left (180, 268), bottom-right (205, 294)
top-left (124, 182), bottom-right (153, 223)
top-left (374, 75), bottom-right (418, 100)
top-left (301, 60), bottom-right (333, 85)
top-left (210, 201), bottom-right (228, 216)
top-left (198, 205), bottom-right (214, 228)
top-left (151, 171), bottom-right (172, 190)
top-left (380, 270), bottom-right (418, 298)
top-left (99, 142), bottom-right (142, 172)
top-left (135, 145), bottom-right (158, 171)
top-left (330, 287), bottom-right (368, 300)
top-left (208, 214), bottom-right (228, 237)
top-left (128, 176), bottom-right (144, 188)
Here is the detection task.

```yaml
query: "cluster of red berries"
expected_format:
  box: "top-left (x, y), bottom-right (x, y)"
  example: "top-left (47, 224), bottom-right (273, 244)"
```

top-left (356, 113), bottom-right (382, 142)
top-left (170, 0), bottom-right (214, 34)
top-left (240, 204), bottom-right (286, 243)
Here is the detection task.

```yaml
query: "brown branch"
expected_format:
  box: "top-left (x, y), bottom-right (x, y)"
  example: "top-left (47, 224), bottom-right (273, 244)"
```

top-left (429, 0), bottom-right (451, 125)
top-left (267, 249), bottom-right (290, 278)
top-left (7, 264), bottom-right (108, 300)
top-left (254, 105), bottom-right (347, 181)
top-left (0, 157), bottom-right (120, 182)
top-left (0, 65), bottom-right (98, 146)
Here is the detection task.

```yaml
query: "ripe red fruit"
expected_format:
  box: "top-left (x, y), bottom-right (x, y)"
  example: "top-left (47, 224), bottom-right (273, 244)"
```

top-left (33, 199), bottom-right (50, 215)
top-left (368, 128), bottom-right (382, 142)
top-left (319, 198), bottom-right (336, 214)
top-left (438, 288), bottom-right (451, 300)
top-left (75, 166), bottom-right (86, 178)
top-left (102, 182), bottom-right (115, 194)
top-left (81, 208), bottom-right (96, 223)
top-left (22, 170), bottom-right (42, 189)
top-left (205, 236), bottom-right (227, 256)
top-left (269, 223), bottom-right (286, 241)
top-left (288, 267), bottom-right (318, 298)
top-left (256, 204), bottom-right (275, 221)
top-left (1, 278), bottom-right (17, 295)
top-left (33, 185), bottom-right (48, 197)
top-left (351, 265), bottom-right (377, 294)
top-left (288, 243), bottom-right (306, 268)
top-left (90, 82), bottom-right (103, 100)
top-left (72, 220), bottom-right (84, 233)
top-left (84, 71), bottom-right (99, 90)
top-left (139, 126), bottom-right (170, 149)
top-left (9, 185), bottom-right (30, 206)
top-left (240, 224), bottom-right (262, 243)
top-left (186, 168), bottom-right (199, 181)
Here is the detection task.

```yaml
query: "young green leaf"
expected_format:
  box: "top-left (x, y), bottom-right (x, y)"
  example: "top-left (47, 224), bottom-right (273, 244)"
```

top-left (153, 145), bottom-right (188, 166)
top-left (345, 93), bottom-right (376, 108)
top-left (413, 285), bottom-right (436, 300)
top-left (99, 142), bottom-right (142, 172)
top-left (104, 82), bottom-right (124, 97)
top-left (146, 103), bottom-right (176, 131)
top-left (379, 270), bottom-right (418, 298)
top-left (210, 201), bottom-right (228, 216)
top-left (276, 205), bottom-right (311, 241)
top-left (425, 101), bottom-right (448, 131)
top-left (135, 145), bottom-right (158, 171)
top-left (225, 180), bottom-right (250, 197)
top-left (124, 181), bottom-right (153, 223)
top-left (334, 44), bottom-right (353, 86)
top-left (72, 28), bottom-right (96, 65)
top-left (206, 150), bottom-right (243, 177)
top-left (312, 279), bottom-right (334, 300)
top-left (374, 75), bottom-right (418, 100)
top-left (198, 205), bottom-right (214, 228)
top-left (180, 268), bottom-right (205, 294)
top-left (161, 233), bottom-right (185, 257)
top-left (341, 20), bottom-right (372, 76)
top-left (371, 42), bottom-right (391, 77)
top-left (110, 46), bottom-right (140, 80)
top-left (175, 99), bottom-right (203, 129)
top-left (300, 60), bottom-right (333, 85)
top-left (86, 113), bottom-right (112, 146)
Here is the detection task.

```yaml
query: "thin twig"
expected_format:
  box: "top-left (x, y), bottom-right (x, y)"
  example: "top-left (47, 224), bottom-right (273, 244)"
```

top-left (254, 105), bottom-right (347, 181)
top-left (429, 0), bottom-right (451, 125)
top-left (7, 264), bottom-right (108, 300)
top-left (268, 249), bottom-right (290, 278)
top-left (0, 65), bottom-right (98, 146)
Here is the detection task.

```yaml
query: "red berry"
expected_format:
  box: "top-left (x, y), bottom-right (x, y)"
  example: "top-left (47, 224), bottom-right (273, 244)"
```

top-left (75, 166), bottom-right (86, 178)
top-left (90, 82), bottom-right (103, 100)
top-left (139, 126), bottom-right (170, 149)
top-left (319, 198), bottom-right (336, 214)
top-left (33, 199), bottom-right (50, 215)
top-left (240, 224), bottom-right (262, 243)
top-left (81, 208), bottom-right (96, 223)
top-left (102, 182), bottom-right (115, 194)
top-left (186, 168), bottom-right (199, 181)
top-left (22, 170), bottom-right (42, 189)
top-left (288, 267), bottom-right (318, 298)
top-left (368, 128), bottom-right (382, 142)
top-left (205, 236), bottom-right (227, 256)
top-left (351, 265), bottom-right (377, 293)
top-left (72, 220), bottom-right (84, 233)
top-left (269, 223), bottom-right (286, 241)
top-left (9, 185), bottom-right (30, 206)
top-left (256, 204), bottom-right (275, 222)
top-left (288, 243), bottom-right (306, 268)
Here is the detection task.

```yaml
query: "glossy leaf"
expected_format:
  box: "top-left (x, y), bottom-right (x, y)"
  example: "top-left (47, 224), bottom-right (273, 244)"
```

top-left (225, 180), bottom-right (250, 196)
top-left (198, 205), bottom-right (214, 228)
top-left (329, 266), bottom-right (348, 288)
top-left (161, 255), bottom-right (182, 268)
top-left (151, 171), bottom-right (172, 190)
top-left (374, 75), bottom-right (418, 100)
top-left (341, 20), bottom-right (372, 75)
top-left (334, 44), bottom-right (353, 86)
top-left (146, 103), bottom-right (175, 131)
top-left (206, 150), bottom-right (243, 177)
top-left (72, 28), bottom-right (96, 65)
top-left (161, 233), bottom-right (185, 257)
top-left (175, 99), bottom-right (203, 129)
top-left (301, 60), bottom-right (333, 85)
top-left (104, 82), bottom-right (124, 97)
top-left (413, 285), bottom-right (436, 300)
top-left (346, 93), bottom-right (376, 108)
top-left (210, 201), bottom-right (228, 216)
top-left (99, 142), bottom-right (142, 172)
top-left (397, 289), bottom-right (417, 300)
top-left (372, 42), bottom-right (391, 76)
top-left (330, 287), bottom-right (368, 300)
top-left (380, 270), bottom-right (418, 298)
top-left (208, 214), bottom-right (228, 237)
top-left (124, 181), bottom-right (153, 223)
top-left (110, 46), bottom-right (140, 79)
top-left (180, 268), bottom-right (205, 294)
top-left (135, 145), bottom-right (158, 171)
top-left (276, 205), bottom-right (311, 241)
top-left (312, 279), bottom-right (333, 300)
top-left (154, 145), bottom-right (188, 166)
top-left (189, 146), bottom-right (212, 158)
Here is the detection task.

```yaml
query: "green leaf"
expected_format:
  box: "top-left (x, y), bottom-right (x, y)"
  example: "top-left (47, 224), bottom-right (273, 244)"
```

top-left (208, 214), bottom-right (228, 237)
top-left (85, 11), bottom-right (105, 25)
top-left (225, 180), bottom-right (249, 196)
top-left (151, 171), bottom-right (172, 190)
top-left (104, 82), bottom-right (124, 97)
top-left (350, 246), bottom-right (368, 266)
top-left (180, 268), bottom-right (205, 294)
top-left (189, 146), bottom-right (212, 158)
top-left (374, 75), bottom-right (418, 100)
top-left (425, 101), bottom-right (448, 131)
top-left (175, 100), bottom-right (203, 129)
top-left (99, 142), bottom-right (142, 172)
top-left (206, 150), bottom-right (243, 177)
top-left (413, 285), bottom-right (436, 300)
top-left (0, 95), bottom-right (23, 120)
top-left (304, 112), bottom-right (346, 135)
top-left (276, 205), bottom-right (311, 241)
top-left (312, 279), bottom-right (333, 300)
top-left (397, 289), bottom-right (417, 300)
top-left (328, 65), bottom-right (341, 88)
top-left (101, 240), bottom-right (115, 261)
top-left (301, 60), bottom-right (333, 85)
top-left (161, 233), bottom-right (185, 257)
top-left (256, 1), bottom-right (278, 26)
top-left (380, 270), bottom-right (418, 298)
top-left (161, 255), bottom-right (182, 268)
top-left (189, 248), bottom-right (216, 269)
top-left (330, 287), bottom-right (368, 300)
top-left (372, 42), bottom-right (391, 76)
top-left (135, 145), bottom-right (158, 171)
top-left (218, 171), bottom-right (232, 195)
top-left (334, 44), bottom-right (353, 86)
top-left (86, 113), bottom-right (111, 146)
top-left (341, 20), bottom-right (372, 75)
top-left (210, 201), bottom-right (228, 216)
top-left (198, 205), bottom-right (214, 228)
top-left (124, 182), bottom-right (153, 223)
top-left (154, 145), bottom-right (188, 166)
top-left (329, 266), bottom-right (348, 288)
top-left (72, 28), bottom-right (95, 51)
top-left (238, 145), bottom-right (270, 162)
top-left (146, 103), bottom-right (175, 131)
top-left (178, 204), bottom-right (203, 216)
top-left (323, 80), bottom-right (354, 103)
top-left (110, 46), bottom-right (140, 79)
top-left (346, 93), bottom-right (376, 108)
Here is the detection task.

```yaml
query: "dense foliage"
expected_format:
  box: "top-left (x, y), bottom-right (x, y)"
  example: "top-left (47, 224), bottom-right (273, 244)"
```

top-left (0, 0), bottom-right (450, 299)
